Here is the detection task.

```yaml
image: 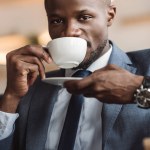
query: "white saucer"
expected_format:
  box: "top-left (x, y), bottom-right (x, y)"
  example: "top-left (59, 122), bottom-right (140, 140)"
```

top-left (42, 77), bottom-right (82, 86)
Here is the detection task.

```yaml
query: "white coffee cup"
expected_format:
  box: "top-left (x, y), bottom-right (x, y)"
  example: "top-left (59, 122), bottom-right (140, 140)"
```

top-left (46, 37), bottom-right (87, 69)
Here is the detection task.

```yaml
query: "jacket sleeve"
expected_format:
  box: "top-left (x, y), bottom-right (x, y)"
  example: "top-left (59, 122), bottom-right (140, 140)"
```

top-left (0, 132), bottom-right (14, 150)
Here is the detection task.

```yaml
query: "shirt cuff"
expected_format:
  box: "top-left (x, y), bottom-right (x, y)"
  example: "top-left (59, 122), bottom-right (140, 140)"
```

top-left (0, 111), bottom-right (19, 140)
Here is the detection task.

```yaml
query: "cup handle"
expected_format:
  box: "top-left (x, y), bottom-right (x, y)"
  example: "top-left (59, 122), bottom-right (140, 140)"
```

top-left (42, 46), bottom-right (49, 54)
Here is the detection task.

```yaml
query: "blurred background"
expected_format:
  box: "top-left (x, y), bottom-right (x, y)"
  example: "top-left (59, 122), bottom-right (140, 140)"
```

top-left (0, 0), bottom-right (150, 94)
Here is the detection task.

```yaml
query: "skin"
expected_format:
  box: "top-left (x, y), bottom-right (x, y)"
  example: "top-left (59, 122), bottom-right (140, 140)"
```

top-left (0, 0), bottom-right (143, 113)
top-left (65, 64), bottom-right (143, 104)
top-left (45, 0), bottom-right (113, 69)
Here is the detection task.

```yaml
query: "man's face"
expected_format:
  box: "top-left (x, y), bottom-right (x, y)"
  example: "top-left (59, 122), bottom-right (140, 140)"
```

top-left (45, 0), bottom-right (115, 69)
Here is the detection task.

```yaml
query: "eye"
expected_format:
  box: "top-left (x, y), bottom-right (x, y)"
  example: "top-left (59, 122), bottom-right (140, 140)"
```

top-left (78, 15), bottom-right (92, 21)
top-left (50, 18), bottom-right (64, 25)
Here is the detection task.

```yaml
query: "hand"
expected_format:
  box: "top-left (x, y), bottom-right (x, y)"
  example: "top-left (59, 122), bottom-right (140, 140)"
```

top-left (0, 45), bottom-right (51, 113)
top-left (5, 45), bottom-right (51, 98)
top-left (64, 64), bottom-right (144, 104)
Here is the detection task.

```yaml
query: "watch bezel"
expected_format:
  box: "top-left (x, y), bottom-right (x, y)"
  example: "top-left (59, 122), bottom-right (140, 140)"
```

top-left (134, 76), bottom-right (150, 108)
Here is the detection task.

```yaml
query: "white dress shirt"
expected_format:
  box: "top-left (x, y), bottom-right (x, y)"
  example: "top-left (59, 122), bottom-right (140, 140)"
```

top-left (0, 46), bottom-right (112, 150)
top-left (0, 111), bottom-right (19, 140)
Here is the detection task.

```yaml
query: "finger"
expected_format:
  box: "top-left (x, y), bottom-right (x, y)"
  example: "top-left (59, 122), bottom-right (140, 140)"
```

top-left (66, 81), bottom-right (107, 98)
top-left (27, 71), bottom-right (38, 86)
top-left (18, 55), bottom-right (46, 79)
top-left (42, 47), bottom-right (53, 61)
top-left (11, 54), bottom-right (45, 79)
top-left (83, 86), bottom-right (105, 98)
top-left (26, 66), bottom-right (39, 86)
top-left (66, 82), bottom-right (91, 94)
top-left (64, 76), bottom-right (94, 91)
top-left (14, 45), bottom-right (52, 64)
top-left (42, 46), bottom-right (49, 54)
top-left (13, 61), bottom-right (39, 83)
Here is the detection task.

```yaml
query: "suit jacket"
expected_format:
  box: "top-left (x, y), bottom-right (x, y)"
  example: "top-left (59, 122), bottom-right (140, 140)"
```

top-left (1, 42), bottom-right (150, 150)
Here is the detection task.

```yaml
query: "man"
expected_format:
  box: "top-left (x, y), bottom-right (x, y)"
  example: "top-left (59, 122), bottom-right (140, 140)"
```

top-left (0, 0), bottom-right (150, 149)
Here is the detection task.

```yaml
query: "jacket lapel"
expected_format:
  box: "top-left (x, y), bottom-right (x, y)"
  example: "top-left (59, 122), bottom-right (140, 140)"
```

top-left (25, 70), bottom-right (64, 150)
top-left (102, 42), bottom-right (137, 149)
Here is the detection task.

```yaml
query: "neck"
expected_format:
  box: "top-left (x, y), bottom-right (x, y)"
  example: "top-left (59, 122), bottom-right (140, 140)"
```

top-left (99, 40), bottom-right (110, 57)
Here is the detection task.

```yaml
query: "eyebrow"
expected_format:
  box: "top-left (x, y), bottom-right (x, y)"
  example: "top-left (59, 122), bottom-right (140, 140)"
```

top-left (47, 14), bottom-right (60, 17)
top-left (47, 9), bottom-right (91, 16)
top-left (74, 9), bottom-right (93, 14)
top-left (77, 9), bottom-right (89, 13)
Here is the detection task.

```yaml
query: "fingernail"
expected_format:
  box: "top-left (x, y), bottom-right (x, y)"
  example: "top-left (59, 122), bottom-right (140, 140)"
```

top-left (48, 57), bottom-right (52, 64)
top-left (42, 74), bottom-right (46, 79)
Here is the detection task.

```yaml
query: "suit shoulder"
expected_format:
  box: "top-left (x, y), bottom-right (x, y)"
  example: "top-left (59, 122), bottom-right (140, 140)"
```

top-left (127, 48), bottom-right (150, 57)
top-left (127, 49), bottom-right (150, 62)
top-left (127, 49), bottom-right (150, 75)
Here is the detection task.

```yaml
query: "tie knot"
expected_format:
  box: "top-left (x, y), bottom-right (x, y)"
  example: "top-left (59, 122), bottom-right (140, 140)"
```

top-left (72, 70), bottom-right (92, 77)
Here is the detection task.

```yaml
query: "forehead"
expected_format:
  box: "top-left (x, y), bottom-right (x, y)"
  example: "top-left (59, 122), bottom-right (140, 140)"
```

top-left (45, 0), bottom-right (105, 13)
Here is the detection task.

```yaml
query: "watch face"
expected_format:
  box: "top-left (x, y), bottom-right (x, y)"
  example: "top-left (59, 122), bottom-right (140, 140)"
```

top-left (134, 76), bottom-right (150, 108)
top-left (136, 88), bottom-right (150, 108)
top-left (137, 98), bottom-right (150, 108)
top-left (142, 89), bottom-right (150, 99)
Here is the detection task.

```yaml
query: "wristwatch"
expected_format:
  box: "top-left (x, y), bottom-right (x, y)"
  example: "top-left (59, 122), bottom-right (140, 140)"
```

top-left (134, 76), bottom-right (150, 108)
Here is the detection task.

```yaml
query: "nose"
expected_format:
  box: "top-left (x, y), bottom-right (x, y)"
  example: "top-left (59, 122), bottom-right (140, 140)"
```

top-left (62, 21), bottom-right (82, 37)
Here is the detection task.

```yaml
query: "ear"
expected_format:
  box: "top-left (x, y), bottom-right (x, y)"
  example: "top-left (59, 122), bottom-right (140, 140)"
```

top-left (107, 5), bottom-right (116, 27)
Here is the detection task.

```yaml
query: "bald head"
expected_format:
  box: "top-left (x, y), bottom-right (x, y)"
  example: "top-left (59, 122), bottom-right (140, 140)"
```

top-left (45, 0), bottom-right (112, 8)
top-left (44, 0), bottom-right (116, 69)
top-left (104, 0), bottom-right (111, 5)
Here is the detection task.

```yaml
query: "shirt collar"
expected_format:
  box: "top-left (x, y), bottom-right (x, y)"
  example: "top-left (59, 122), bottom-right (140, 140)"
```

top-left (65, 45), bottom-right (112, 77)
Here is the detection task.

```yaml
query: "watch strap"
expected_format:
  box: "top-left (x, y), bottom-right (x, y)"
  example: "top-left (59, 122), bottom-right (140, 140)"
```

top-left (143, 76), bottom-right (150, 88)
